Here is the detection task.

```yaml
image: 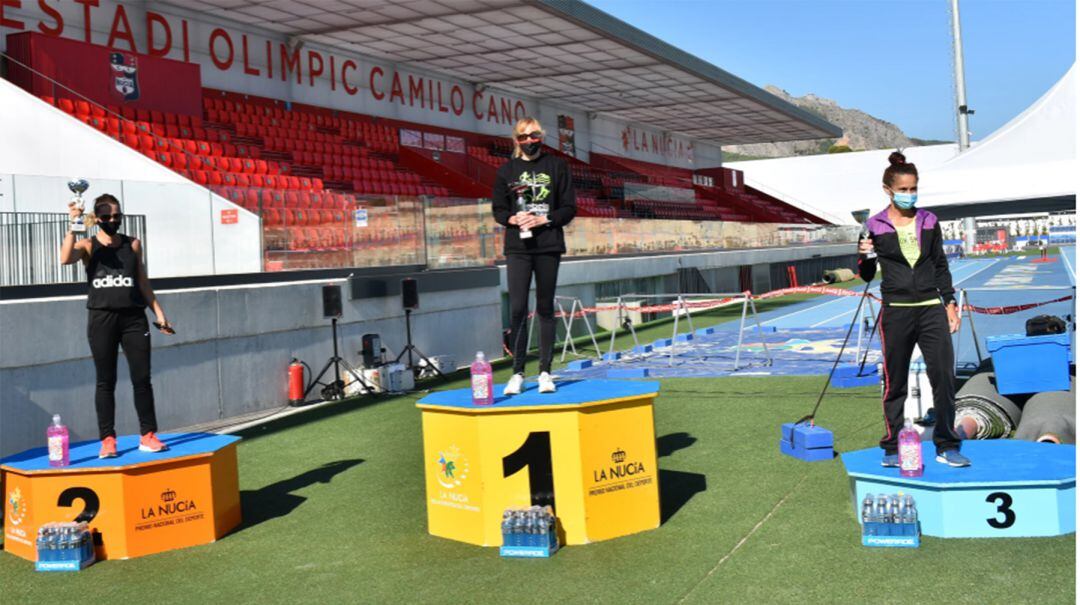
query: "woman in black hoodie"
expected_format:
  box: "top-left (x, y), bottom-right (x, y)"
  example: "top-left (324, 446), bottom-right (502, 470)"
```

top-left (492, 117), bottom-right (576, 395)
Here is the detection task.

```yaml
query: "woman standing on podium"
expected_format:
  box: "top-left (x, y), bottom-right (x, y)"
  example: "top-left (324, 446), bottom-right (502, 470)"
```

top-left (60, 194), bottom-right (173, 458)
top-left (492, 117), bottom-right (577, 395)
top-left (858, 152), bottom-right (968, 468)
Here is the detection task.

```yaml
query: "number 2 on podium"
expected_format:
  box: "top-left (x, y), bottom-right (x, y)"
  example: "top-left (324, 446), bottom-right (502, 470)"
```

top-left (502, 431), bottom-right (556, 513)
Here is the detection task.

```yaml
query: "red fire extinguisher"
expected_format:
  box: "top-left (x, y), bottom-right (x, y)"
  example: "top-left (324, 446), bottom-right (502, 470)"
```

top-left (288, 358), bottom-right (307, 406)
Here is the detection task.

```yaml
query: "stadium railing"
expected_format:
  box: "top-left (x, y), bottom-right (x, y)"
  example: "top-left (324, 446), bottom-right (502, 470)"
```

top-left (0, 211), bottom-right (147, 286)
top-left (2, 172), bottom-right (860, 286)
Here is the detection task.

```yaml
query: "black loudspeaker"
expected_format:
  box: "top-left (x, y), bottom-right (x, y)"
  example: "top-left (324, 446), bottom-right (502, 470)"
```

top-left (402, 278), bottom-right (419, 310)
top-left (322, 284), bottom-right (343, 318)
top-left (361, 333), bottom-right (381, 368)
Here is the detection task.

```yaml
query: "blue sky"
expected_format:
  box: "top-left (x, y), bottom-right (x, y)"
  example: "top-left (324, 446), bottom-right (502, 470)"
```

top-left (584, 0), bottom-right (1075, 142)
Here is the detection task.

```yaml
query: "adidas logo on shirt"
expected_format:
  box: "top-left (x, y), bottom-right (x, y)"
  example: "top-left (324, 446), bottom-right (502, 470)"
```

top-left (92, 275), bottom-right (134, 288)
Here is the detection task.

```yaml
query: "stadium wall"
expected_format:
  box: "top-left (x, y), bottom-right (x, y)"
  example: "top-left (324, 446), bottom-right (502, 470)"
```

top-left (0, 77), bottom-right (262, 276)
top-left (0, 0), bottom-right (725, 169)
top-left (0, 273), bottom-right (502, 458)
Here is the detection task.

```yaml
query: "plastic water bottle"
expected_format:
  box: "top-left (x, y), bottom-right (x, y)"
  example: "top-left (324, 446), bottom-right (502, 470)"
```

top-left (875, 495), bottom-right (888, 522)
top-left (860, 494), bottom-right (875, 524)
top-left (47, 414), bottom-right (70, 467)
top-left (898, 418), bottom-right (923, 477)
top-left (470, 351), bottom-right (494, 405)
top-left (904, 495), bottom-right (918, 524)
top-left (501, 510), bottom-right (515, 543)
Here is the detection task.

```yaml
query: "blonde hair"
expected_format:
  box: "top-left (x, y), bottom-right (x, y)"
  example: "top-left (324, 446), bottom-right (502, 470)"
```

top-left (511, 117), bottom-right (544, 159)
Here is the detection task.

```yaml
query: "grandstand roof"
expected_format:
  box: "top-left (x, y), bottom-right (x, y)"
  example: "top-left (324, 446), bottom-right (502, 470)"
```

top-left (163, 0), bottom-right (841, 145)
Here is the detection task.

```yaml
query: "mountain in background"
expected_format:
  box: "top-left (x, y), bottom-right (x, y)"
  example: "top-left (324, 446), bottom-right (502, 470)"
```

top-left (722, 86), bottom-right (952, 160)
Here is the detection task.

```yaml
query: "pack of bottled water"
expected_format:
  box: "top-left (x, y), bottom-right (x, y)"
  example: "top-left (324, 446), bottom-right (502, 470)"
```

top-left (860, 493), bottom-right (920, 548)
top-left (499, 506), bottom-right (559, 558)
top-left (35, 522), bottom-right (96, 571)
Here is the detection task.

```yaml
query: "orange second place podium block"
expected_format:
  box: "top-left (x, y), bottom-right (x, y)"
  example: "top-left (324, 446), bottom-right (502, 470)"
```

top-left (417, 379), bottom-right (661, 546)
top-left (2, 433), bottom-right (241, 561)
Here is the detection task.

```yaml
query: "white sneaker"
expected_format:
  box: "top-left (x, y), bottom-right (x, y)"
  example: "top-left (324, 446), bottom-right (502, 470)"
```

top-left (503, 373), bottom-right (525, 396)
top-left (538, 372), bottom-right (556, 394)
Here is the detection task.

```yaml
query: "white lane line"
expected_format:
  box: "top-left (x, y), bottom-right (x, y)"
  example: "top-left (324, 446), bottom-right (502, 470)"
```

top-left (757, 259), bottom-right (989, 329)
top-left (759, 293), bottom-right (857, 325)
top-left (1060, 248), bottom-right (1075, 287)
top-left (953, 258), bottom-right (1001, 286)
top-left (807, 260), bottom-right (995, 328)
top-left (810, 295), bottom-right (877, 328)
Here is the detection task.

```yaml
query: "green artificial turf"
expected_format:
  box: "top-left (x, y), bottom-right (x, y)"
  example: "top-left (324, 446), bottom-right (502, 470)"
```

top-left (2, 286), bottom-right (1072, 603)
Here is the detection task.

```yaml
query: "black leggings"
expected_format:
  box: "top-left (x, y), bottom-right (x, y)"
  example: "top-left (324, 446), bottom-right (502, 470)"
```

top-left (878, 304), bottom-right (959, 455)
top-left (87, 308), bottom-right (158, 439)
top-left (507, 253), bottom-right (561, 375)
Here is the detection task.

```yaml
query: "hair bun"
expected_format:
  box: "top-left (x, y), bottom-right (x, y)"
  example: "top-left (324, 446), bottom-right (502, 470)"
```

top-left (888, 151), bottom-right (907, 166)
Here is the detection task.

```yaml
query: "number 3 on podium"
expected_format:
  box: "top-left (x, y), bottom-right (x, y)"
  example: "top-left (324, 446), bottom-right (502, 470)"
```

top-left (502, 432), bottom-right (556, 513)
top-left (986, 492), bottom-right (1016, 529)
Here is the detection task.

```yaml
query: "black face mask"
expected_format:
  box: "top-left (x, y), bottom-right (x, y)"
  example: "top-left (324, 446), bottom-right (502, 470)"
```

top-left (521, 141), bottom-right (542, 157)
top-left (98, 221), bottom-right (120, 235)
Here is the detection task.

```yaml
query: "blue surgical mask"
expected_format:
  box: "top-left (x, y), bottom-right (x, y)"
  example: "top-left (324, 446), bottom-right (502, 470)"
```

top-left (892, 191), bottom-right (917, 210)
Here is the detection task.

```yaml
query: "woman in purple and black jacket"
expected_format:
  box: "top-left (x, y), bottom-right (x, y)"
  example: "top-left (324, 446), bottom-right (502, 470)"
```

top-left (858, 152), bottom-right (969, 468)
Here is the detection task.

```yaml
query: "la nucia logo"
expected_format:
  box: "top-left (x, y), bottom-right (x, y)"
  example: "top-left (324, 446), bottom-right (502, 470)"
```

top-left (92, 275), bottom-right (133, 288)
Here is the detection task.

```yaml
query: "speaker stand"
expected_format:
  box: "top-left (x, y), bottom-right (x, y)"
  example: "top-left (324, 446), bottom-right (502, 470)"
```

top-left (394, 308), bottom-right (449, 382)
top-left (301, 318), bottom-right (379, 405)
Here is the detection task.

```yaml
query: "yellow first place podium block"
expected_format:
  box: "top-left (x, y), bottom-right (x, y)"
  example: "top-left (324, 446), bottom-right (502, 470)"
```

top-left (2, 433), bottom-right (240, 561)
top-left (417, 379), bottom-right (661, 546)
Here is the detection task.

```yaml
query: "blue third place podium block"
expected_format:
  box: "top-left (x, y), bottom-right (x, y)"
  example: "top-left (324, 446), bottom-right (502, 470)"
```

top-left (780, 422), bottom-right (834, 462)
top-left (842, 441), bottom-right (1075, 538)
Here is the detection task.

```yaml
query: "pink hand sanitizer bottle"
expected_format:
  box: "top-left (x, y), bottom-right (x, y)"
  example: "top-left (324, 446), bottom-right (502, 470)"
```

top-left (47, 414), bottom-right (70, 468)
top-left (470, 351), bottom-right (494, 405)
top-left (898, 418), bottom-right (923, 477)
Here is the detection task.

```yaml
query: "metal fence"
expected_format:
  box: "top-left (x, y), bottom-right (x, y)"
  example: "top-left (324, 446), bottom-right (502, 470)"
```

top-left (0, 213), bottom-right (147, 286)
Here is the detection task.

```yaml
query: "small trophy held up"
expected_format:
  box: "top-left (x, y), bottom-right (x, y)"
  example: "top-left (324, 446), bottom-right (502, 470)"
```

top-left (67, 178), bottom-right (90, 233)
top-left (515, 187), bottom-right (532, 240)
top-left (851, 209), bottom-right (875, 259)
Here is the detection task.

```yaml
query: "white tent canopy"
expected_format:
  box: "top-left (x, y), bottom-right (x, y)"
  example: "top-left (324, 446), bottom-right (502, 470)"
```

top-left (728, 64), bottom-right (1076, 224)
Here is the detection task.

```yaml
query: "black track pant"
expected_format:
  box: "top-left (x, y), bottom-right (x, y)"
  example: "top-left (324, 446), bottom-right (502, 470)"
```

top-left (87, 308), bottom-right (158, 439)
top-left (878, 304), bottom-right (960, 455)
top-left (507, 252), bottom-right (561, 375)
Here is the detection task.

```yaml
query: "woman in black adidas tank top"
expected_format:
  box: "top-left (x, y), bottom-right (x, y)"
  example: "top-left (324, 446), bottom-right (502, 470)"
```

top-left (60, 194), bottom-right (173, 458)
